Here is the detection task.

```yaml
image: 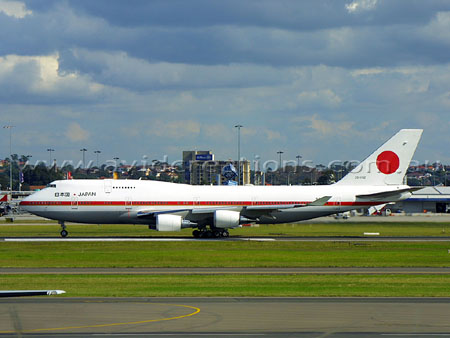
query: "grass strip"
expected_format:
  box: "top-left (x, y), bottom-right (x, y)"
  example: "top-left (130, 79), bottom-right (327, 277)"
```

top-left (1, 241), bottom-right (450, 268)
top-left (1, 274), bottom-right (449, 297)
top-left (1, 222), bottom-right (450, 237)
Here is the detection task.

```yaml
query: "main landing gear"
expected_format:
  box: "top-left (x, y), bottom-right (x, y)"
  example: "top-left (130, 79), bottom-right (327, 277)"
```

top-left (192, 229), bottom-right (229, 238)
top-left (59, 221), bottom-right (68, 238)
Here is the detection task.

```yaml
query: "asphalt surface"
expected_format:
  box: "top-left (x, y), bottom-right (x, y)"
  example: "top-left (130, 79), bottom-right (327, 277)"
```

top-left (1, 297), bottom-right (450, 337)
top-left (2, 267), bottom-right (450, 275)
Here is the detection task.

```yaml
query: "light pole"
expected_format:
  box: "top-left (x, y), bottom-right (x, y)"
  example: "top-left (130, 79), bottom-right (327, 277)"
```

top-left (47, 148), bottom-right (55, 168)
top-left (94, 150), bottom-right (101, 168)
top-left (80, 148), bottom-right (87, 169)
top-left (234, 125), bottom-right (243, 185)
top-left (3, 125), bottom-right (14, 192)
top-left (113, 157), bottom-right (119, 170)
top-left (294, 155), bottom-right (302, 185)
top-left (277, 151), bottom-right (284, 170)
top-left (277, 151), bottom-right (284, 186)
top-left (296, 155), bottom-right (302, 168)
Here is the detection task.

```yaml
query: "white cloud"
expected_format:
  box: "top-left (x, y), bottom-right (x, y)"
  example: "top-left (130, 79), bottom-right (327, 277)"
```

top-left (297, 89), bottom-right (342, 108)
top-left (66, 122), bottom-right (90, 142)
top-left (263, 129), bottom-right (282, 141)
top-left (350, 67), bottom-right (423, 77)
top-left (0, 0), bottom-right (31, 18)
top-left (441, 91), bottom-right (450, 108)
top-left (345, 0), bottom-right (378, 13)
top-left (0, 54), bottom-right (107, 103)
top-left (204, 124), bottom-right (233, 141)
top-left (421, 11), bottom-right (450, 44)
top-left (59, 49), bottom-right (295, 92)
top-left (148, 120), bottom-right (201, 139)
top-left (15, 130), bottom-right (54, 147)
top-left (293, 114), bottom-right (356, 138)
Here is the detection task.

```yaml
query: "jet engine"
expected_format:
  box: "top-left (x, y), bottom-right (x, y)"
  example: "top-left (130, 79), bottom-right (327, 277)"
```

top-left (156, 214), bottom-right (182, 231)
top-left (214, 210), bottom-right (240, 228)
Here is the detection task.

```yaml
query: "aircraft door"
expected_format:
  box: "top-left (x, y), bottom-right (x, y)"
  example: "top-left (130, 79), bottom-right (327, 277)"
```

top-left (193, 197), bottom-right (200, 206)
top-left (104, 180), bottom-right (112, 193)
top-left (337, 195), bottom-right (342, 211)
top-left (334, 195), bottom-right (341, 212)
top-left (251, 196), bottom-right (258, 206)
top-left (125, 196), bottom-right (132, 210)
top-left (71, 196), bottom-right (78, 209)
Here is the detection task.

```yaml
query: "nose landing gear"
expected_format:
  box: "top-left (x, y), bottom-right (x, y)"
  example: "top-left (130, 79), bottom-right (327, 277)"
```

top-left (59, 221), bottom-right (68, 238)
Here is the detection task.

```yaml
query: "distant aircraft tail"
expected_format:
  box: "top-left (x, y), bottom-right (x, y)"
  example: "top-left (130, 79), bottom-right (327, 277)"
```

top-left (336, 129), bottom-right (423, 186)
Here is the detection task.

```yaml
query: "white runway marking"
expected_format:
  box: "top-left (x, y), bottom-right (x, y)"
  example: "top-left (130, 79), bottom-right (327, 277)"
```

top-left (2, 237), bottom-right (450, 242)
top-left (2, 237), bottom-right (276, 242)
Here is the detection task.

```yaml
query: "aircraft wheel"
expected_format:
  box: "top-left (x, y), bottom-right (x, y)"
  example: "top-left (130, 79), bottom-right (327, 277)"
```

top-left (60, 230), bottom-right (68, 238)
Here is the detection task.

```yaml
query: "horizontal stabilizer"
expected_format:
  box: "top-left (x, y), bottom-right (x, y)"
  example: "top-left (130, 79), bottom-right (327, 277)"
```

top-left (368, 203), bottom-right (387, 215)
top-left (356, 187), bottom-right (423, 199)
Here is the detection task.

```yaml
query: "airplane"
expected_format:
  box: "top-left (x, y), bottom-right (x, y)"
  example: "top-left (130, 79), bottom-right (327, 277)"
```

top-left (0, 290), bottom-right (65, 297)
top-left (20, 129), bottom-right (423, 238)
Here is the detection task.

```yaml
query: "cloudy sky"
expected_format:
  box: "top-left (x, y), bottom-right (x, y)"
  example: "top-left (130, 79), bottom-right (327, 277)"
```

top-left (1, 0), bottom-right (450, 168)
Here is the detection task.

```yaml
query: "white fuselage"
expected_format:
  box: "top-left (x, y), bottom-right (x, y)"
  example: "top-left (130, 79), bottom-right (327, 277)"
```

top-left (20, 179), bottom-right (411, 225)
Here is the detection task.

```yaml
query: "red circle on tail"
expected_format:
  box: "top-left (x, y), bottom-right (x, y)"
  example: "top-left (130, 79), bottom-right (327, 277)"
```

top-left (376, 151), bottom-right (400, 174)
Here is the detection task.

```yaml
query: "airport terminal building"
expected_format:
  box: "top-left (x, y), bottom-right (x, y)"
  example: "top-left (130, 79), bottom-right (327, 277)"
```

top-left (182, 150), bottom-right (251, 185)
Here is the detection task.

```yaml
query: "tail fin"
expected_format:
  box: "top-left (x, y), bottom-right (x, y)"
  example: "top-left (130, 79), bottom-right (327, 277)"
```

top-left (336, 129), bottom-right (423, 186)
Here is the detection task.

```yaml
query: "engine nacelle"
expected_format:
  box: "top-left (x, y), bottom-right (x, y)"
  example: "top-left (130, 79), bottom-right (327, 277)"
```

top-left (156, 214), bottom-right (182, 231)
top-left (214, 210), bottom-right (240, 228)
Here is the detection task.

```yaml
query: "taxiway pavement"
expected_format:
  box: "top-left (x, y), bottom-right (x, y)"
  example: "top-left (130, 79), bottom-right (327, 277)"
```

top-left (1, 297), bottom-right (450, 337)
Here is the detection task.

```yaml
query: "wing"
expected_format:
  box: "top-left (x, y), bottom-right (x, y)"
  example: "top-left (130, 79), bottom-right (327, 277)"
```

top-left (244, 196), bottom-right (332, 211)
top-left (0, 290), bottom-right (66, 297)
top-left (241, 196), bottom-right (332, 220)
top-left (135, 196), bottom-right (332, 226)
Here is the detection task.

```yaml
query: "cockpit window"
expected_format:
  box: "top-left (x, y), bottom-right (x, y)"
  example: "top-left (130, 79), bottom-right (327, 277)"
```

top-left (46, 184), bottom-right (56, 188)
